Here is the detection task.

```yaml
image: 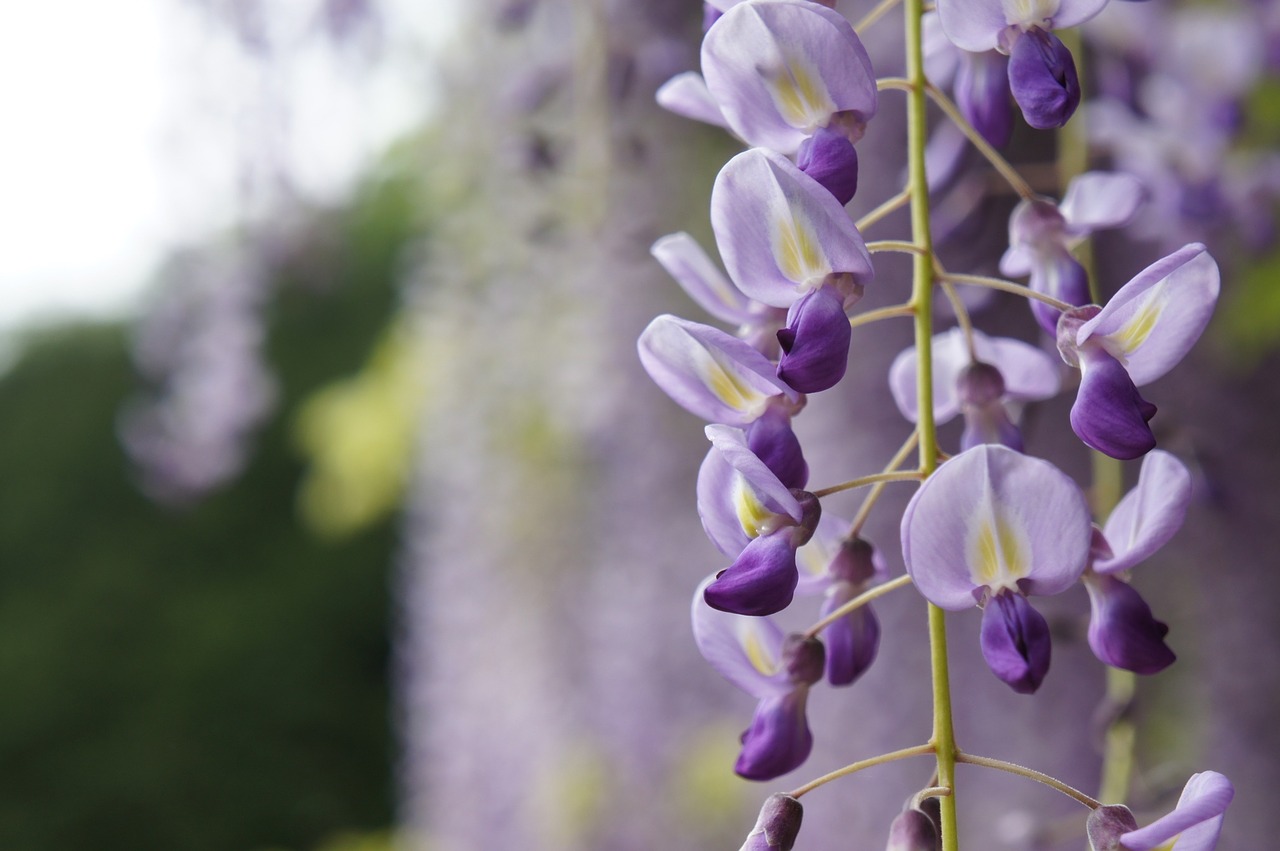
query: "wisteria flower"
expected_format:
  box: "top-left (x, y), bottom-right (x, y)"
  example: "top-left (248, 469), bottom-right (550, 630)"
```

top-left (889, 328), bottom-right (1061, 451)
top-left (1057, 244), bottom-right (1219, 459)
top-left (739, 793), bottom-right (804, 851)
top-left (924, 12), bottom-right (1013, 147)
top-left (1001, 171), bottom-right (1146, 332)
top-left (1120, 772), bottom-right (1234, 851)
top-left (901, 444), bottom-right (1092, 692)
top-left (698, 424), bottom-right (820, 615)
top-left (692, 582), bottom-right (826, 780)
top-left (1085, 449), bottom-right (1191, 673)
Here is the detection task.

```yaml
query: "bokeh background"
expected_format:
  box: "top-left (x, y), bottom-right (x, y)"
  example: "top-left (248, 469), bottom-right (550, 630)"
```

top-left (4, 1), bottom-right (1279, 849)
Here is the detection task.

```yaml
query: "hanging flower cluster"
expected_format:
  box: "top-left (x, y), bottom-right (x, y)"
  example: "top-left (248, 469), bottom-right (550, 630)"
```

top-left (640, 0), bottom-right (1240, 847)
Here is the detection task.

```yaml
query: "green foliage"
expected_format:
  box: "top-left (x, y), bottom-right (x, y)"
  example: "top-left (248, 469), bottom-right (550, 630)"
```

top-left (0, 161), bottom-right (419, 850)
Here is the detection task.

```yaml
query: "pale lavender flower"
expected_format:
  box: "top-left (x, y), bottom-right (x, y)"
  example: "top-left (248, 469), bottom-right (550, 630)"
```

top-left (1120, 772), bottom-right (1234, 851)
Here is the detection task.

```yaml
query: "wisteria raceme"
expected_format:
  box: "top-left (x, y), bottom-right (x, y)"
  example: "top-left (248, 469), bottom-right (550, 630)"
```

top-left (634, 0), bottom-right (1243, 847)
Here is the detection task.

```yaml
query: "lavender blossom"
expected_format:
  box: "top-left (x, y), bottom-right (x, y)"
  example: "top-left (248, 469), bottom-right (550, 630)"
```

top-left (1120, 772), bottom-right (1234, 851)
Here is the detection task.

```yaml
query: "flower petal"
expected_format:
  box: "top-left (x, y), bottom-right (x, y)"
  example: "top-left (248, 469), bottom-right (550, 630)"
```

top-left (979, 591), bottom-right (1052, 693)
top-left (1096, 450), bottom-right (1192, 573)
top-left (956, 49), bottom-right (1012, 147)
top-left (777, 284), bottom-right (852, 393)
top-left (655, 71), bottom-right (731, 129)
top-left (735, 689), bottom-right (813, 780)
top-left (651, 232), bottom-right (755, 325)
top-left (692, 576), bottom-right (792, 698)
top-left (740, 793), bottom-right (804, 851)
top-left (746, 408), bottom-right (809, 491)
top-left (795, 128), bottom-right (859, 206)
top-left (1120, 772), bottom-right (1234, 851)
top-left (1008, 28), bottom-right (1081, 130)
top-left (901, 445), bottom-right (1091, 609)
top-left (706, 424), bottom-right (804, 522)
top-left (820, 591), bottom-right (880, 686)
top-left (1077, 244), bottom-right (1219, 387)
top-left (937, 0), bottom-right (1008, 52)
top-left (712, 148), bottom-right (873, 308)
top-left (638, 315), bottom-right (798, 425)
top-left (1071, 346), bottom-right (1158, 460)
top-left (1085, 574), bottom-right (1175, 675)
top-left (702, 0), bottom-right (876, 153)
top-left (1060, 171), bottom-right (1146, 233)
top-left (1028, 245), bottom-right (1090, 333)
top-left (705, 530), bottom-right (802, 616)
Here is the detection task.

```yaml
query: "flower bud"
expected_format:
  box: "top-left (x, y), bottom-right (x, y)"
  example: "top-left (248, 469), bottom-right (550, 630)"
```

top-left (1008, 27), bottom-right (1081, 129)
top-left (789, 489), bottom-right (823, 548)
top-left (957, 362), bottom-right (1006, 408)
top-left (740, 793), bottom-right (804, 851)
top-left (886, 808), bottom-right (940, 851)
top-left (782, 633), bottom-right (826, 686)
top-left (1055, 305), bottom-right (1102, 368)
top-left (796, 128), bottom-right (860, 206)
top-left (1086, 804), bottom-right (1138, 851)
top-left (828, 537), bottom-right (879, 585)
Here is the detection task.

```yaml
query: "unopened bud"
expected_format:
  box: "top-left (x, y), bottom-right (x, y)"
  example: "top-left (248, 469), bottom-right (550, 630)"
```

top-left (740, 793), bottom-right (804, 851)
top-left (828, 536), bottom-right (878, 585)
top-left (957, 361), bottom-right (1006, 408)
top-left (1086, 804), bottom-right (1139, 851)
top-left (1055, 305), bottom-right (1102, 368)
top-left (781, 633), bottom-right (826, 686)
top-left (789, 489), bottom-right (822, 547)
top-left (886, 808), bottom-right (940, 851)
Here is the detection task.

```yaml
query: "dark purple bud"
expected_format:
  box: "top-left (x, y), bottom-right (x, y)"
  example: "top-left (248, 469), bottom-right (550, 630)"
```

top-left (1071, 347), bottom-right (1158, 460)
top-left (1008, 28), bottom-right (1081, 130)
top-left (1085, 574), bottom-right (1175, 675)
top-left (796, 128), bottom-right (859, 206)
top-left (820, 592), bottom-right (880, 686)
top-left (1086, 804), bottom-right (1139, 851)
top-left (705, 531), bottom-right (800, 616)
top-left (747, 408), bottom-right (809, 491)
top-left (1030, 247), bottom-right (1090, 333)
top-left (740, 793), bottom-right (804, 851)
top-left (789, 489), bottom-right (822, 548)
top-left (979, 591), bottom-right (1052, 694)
top-left (886, 808), bottom-right (941, 851)
top-left (956, 50), bottom-right (1012, 148)
top-left (958, 362), bottom-right (1023, 451)
top-left (1055, 304), bottom-right (1101, 368)
top-left (736, 690), bottom-right (813, 780)
top-left (828, 536), bottom-right (878, 585)
top-left (781, 633), bottom-right (826, 686)
top-left (776, 285), bottom-right (851, 394)
top-left (957, 361), bottom-right (1006, 407)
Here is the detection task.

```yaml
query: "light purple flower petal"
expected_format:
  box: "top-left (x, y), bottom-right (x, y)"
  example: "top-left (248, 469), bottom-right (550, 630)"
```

top-left (655, 71), bottom-right (731, 129)
top-left (1095, 450), bottom-right (1192, 573)
top-left (651, 232), bottom-right (754, 326)
top-left (776, 284), bottom-right (851, 393)
top-left (1071, 346), bottom-right (1158, 460)
top-left (923, 12), bottom-right (960, 87)
top-left (692, 576), bottom-right (792, 698)
top-left (707, 424), bottom-right (805, 522)
top-left (901, 445), bottom-right (1092, 609)
top-left (1028, 245), bottom-right (1090, 333)
top-left (793, 511), bottom-right (851, 595)
top-left (1085, 573), bottom-right (1175, 675)
top-left (735, 689), bottom-right (813, 781)
top-left (980, 591), bottom-right (1052, 693)
top-left (937, 0), bottom-right (1009, 52)
top-left (712, 148), bottom-right (873, 308)
top-left (705, 530), bottom-right (802, 616)
top-left (1077, 244), bottom-right (1220, 387)
top-left (747, 408), bottom-right (808, 491)
top-left (698, 443), bottom-right (754, 557)
top-left (638, 315), bottom-right (798, 425)
top-left (1061, 171), bottom-right (1146, 233)
top-left (925, 119), bottom-right (971, 193)
top-left (1120, 772), bottom-right (1234, 851)
top-left (1050, 0), bottom-right (1114, 31)
top-left (701, 0), bottom-right (876, 153)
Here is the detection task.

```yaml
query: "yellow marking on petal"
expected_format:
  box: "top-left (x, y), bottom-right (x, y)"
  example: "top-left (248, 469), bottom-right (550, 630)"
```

top-left (699, 349), bottom-right (770, 415)
top-left (734, 475), bottom-right (773, 539)
top-left (773, 207), bottom-right (827, 286)
top-left (767, 57), bottom-right (835, 132)
top-left (968, 509), bottom-right (1030, 590)
top-left (740, 621), bottom-right (781, 677)
top-left (1001, 0), bottom-right (1058, 25)
top-left (1153, 840), bottom-right (1177, 851)
top-left (1110, 296), bottom-right (1164, 356)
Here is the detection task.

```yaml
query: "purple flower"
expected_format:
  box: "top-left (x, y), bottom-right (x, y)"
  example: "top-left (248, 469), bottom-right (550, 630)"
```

top-left (692, 586), bottom-right (826, 779)
top-left (901, 445), bottom-right (1092, 692)
top-left (655, 71), bottom-right (730, 129)
top-left (1007, 27), bottom-right (1080, 129)
top-left (795, 127), bottom-right (859, 205)
top-left (1120, 772), bottom-right (1234, 851)
top-left (739, 793), bottom-right (804, 851)
top-left (776, 284), bottom-right (852, 393)
top-left (701, 0), bottom-right (876, 154)
top-left (1057, 244), bottom-right (1220, 459)
top-left (1001, 172), bottom-right (1146, 332)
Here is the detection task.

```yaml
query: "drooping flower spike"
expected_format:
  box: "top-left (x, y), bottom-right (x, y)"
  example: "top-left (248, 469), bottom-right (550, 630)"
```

top-left (1119, 771), bottom-right (1234, 851)
top-left (901, 444), bottom-right (1092, 692)
top-left (692, 580), bottom-right (826, 780)
top-left (1085, 449), bottom-right (1191, 674)
top-left (1002, 171), bottom-right (1146, 333)
top-left (701, 0), bottom-right (877, 155)
top-left (638, 315), bottom-right (803, 426)
top-left (888, 327), bottom-right (1061, 451)
top-left (698, 424), bottom-right (820, 616)
top-left (1057, 243), bottom-right (1220, 459)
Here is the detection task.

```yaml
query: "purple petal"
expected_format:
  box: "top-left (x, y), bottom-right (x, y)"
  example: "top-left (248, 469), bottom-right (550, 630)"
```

top-left (1060, 171), bottom-right (1146, 232)
top-left (776, 284), bottom-right (851, 393)
top-left (960, 400), bottom-right (1024, 452)
top-left (655, 71), bottom-right (730, 128)
top-left (746, 408), bottom-right (809, 491)
top-left (979, 333), bottom-right (1062, 401)
top-left (1085, 573), bottom-right (1175, 675)
top-left (1088, 806), bottom-right (1140, 851)
top-left (1071, 346), bottom-right (1158, 460)
top-left (701, 0), bottom-right (876, 153)
top-left (1002, 197), bottom-right (1065, 278)
top-left (650, 232), bottom-right (754, 325)
top-left (692, 576), bottom-right (792, 698)
top-left (1077, 244), bottom-right (1219, 386)
top-left (956, 49), bottom-right (1012, 147)
top-left (820, 590), bottom-right (880, 686)
top-left (638, 315), bottom-right (797, 425)
top-left (712, 148), bottom-right (874, 308)
top-left (979, 591), bottom-right (1052, 694)
top-left (924, 119), bottom-right (971, 193)
top-left (795, 128), bottom-right (859, 205)
top-left (735, 689), bottom-right (813, 781)
top-left (1120, 772), bottom-right (1234, 851)
top-left (740, 793), bottom-right (804, 851)
top-left (937, 0), bottom-right (1008, 52)
top-left (922, 12), bottom-right (959, 86)
top-left (1096, 450), bottom-right (1192, 573)
top-left (706, 423), bottom-right (805, 522)
top-left (1048, 0), bottom-right (1113, 30)
top-left (886, 809), bottom-right (939, 851)
top-left (705, 530), bottom-right (801, 616)
top-left (1008, 28), bottom-right (1081, 130)
top-left (901, 445), bottom-right (1092, 609)
top-left (1028, 245), bottom-right (1090, 333)
top-left (793, 511), bottom-right (855, 595)
top-left (698, 443), bottom-right (754, 556)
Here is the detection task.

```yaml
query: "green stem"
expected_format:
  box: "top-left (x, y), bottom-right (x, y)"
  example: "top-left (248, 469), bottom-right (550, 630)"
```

top-left (789, 743), bottom-right (935, 798)
top-left (957, 753), bottom-right (1101, 809)
top-left (811, 470), bottom-right (922, 499)
top-left (904, 2), bottom-right (959, 848)
top-left (804, 574), bottom-right (914, 639)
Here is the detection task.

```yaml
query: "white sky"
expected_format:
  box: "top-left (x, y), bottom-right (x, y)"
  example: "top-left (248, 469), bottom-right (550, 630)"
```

top-left (0, 0), bottom-right (460, 330)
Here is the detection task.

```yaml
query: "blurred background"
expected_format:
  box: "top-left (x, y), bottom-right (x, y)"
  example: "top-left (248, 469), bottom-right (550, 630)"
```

top-left (3, 1), bottom-right (1279, 849)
